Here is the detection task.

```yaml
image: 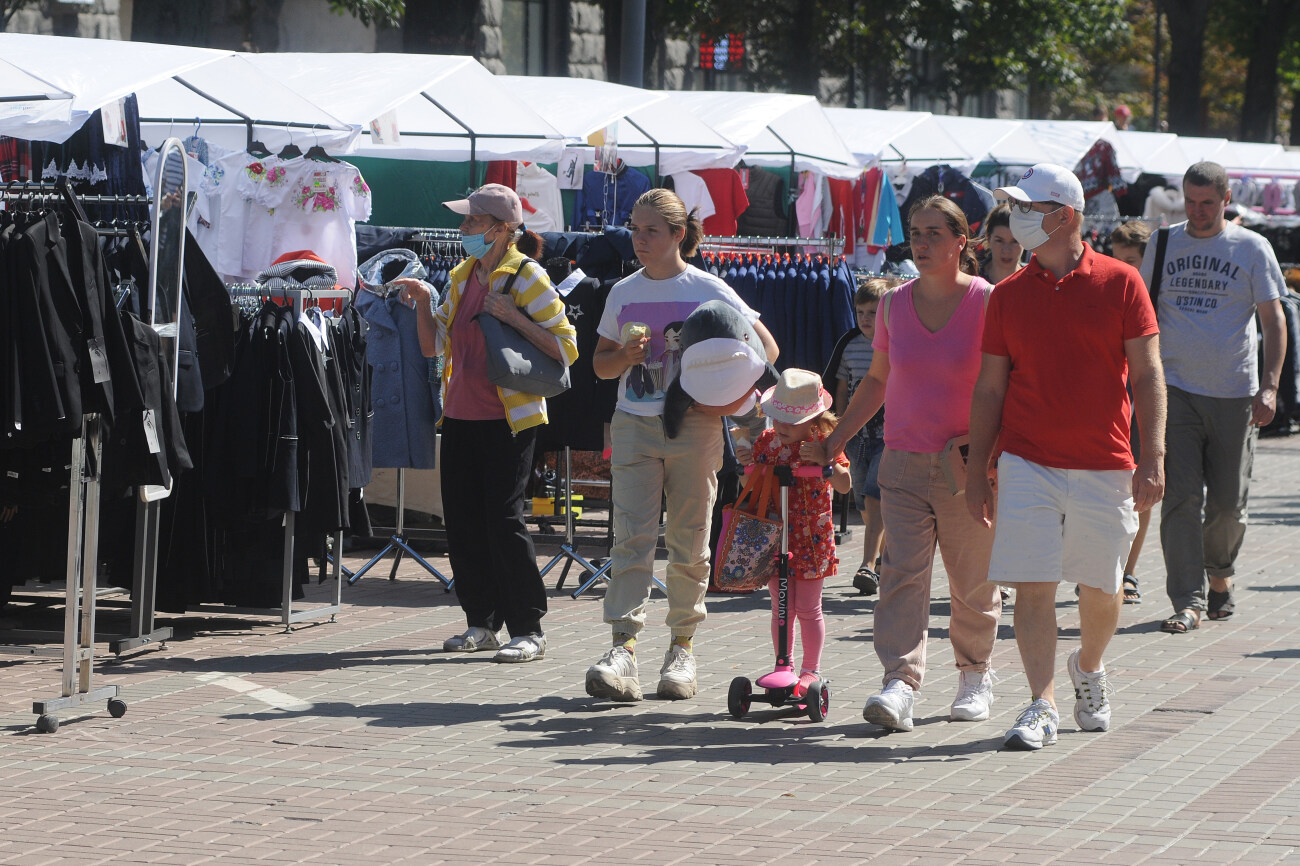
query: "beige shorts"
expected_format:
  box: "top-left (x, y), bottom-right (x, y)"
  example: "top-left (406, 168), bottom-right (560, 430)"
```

top-left (988, 453), bottom-right (1139, 594)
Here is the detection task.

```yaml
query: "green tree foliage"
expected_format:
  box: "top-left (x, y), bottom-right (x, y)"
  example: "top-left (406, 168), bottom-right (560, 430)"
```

top-left (329, 0), bottom-right (404, 28)
top-left (660, 0), bottom-right (1130, 117)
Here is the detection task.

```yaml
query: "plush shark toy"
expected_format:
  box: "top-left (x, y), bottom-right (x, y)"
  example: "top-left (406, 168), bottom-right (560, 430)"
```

top-left (663, 300), bottom-right (779, 439)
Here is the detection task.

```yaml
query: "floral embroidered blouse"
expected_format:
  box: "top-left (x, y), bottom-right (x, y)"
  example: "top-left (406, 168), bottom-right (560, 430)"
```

top-left (750, 425), bottom-right (848, 582)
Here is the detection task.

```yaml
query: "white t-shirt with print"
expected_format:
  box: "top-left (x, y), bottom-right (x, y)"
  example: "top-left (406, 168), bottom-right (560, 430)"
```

top-left (597, 264), bottom-right (759, 417)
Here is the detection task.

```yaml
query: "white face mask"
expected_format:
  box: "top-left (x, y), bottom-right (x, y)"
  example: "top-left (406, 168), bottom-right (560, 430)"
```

top-left (1008, 208), bottom-right (1062, 250)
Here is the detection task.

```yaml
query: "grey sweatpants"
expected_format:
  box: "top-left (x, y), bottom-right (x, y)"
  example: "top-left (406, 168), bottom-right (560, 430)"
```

top-left (1161, 386), bottom-right (1257, 612)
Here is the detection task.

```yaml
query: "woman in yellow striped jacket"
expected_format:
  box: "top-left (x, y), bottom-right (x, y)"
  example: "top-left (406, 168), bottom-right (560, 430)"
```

top-left (402, 183), bottom-right (577, 664)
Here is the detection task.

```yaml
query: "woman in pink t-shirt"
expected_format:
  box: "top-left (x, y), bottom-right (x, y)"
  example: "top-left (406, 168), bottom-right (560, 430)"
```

top-left (806, 196), bottom-right (1001, 733)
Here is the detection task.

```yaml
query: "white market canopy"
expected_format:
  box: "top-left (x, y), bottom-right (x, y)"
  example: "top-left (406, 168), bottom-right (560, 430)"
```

top-left (0, 58), bottom-right (75, 140)
top-left (501, 76), bottom-right (744, 176)
top-left (931, 116), bottom-right (1047, 171)
top-left (1114, 130), bottom-right (1191, 180)
top-left (0, 34), bottom-right (358, 151)
top-left (244, 53), bottom-right (566, 164)
top-left (824, 108), bottom-right (970, 167)
top-left (673, 91), bottom-right (862, 179)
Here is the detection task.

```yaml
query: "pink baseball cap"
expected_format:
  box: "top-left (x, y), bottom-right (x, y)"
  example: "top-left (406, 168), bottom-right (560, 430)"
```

top-left (442, 183), bottom-right (524, 223)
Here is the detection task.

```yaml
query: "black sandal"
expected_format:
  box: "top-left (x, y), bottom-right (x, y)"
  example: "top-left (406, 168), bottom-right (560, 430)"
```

top-left (1207, 587), bottom-right (1235, 620)
top-left (853, 566), bottom-right (879, 596)
top-left (1160, 610), bottom-right (1200, 633)
top-left (1122, 574), bottom-right (1142, 604)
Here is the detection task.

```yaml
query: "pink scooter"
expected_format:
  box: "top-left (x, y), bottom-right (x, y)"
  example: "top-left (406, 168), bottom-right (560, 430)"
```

top-left (728, 463), bottom-right (831, 722)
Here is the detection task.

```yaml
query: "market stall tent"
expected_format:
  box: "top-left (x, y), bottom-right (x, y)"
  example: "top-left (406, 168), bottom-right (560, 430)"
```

top-left (0, 34), bottom-right (358, 152)
top-left (500, 76), bottom-right (744, 178)
top-left (824, 108), bottom-right (970, 167)
top-left (1114, 130), bottom-right (1190, 180)
top-left (244, 53), bottom-right (566, 165)
top-left (673, 91), bottom-right (862, 180)
top-left (0, 58), bottom-right (74, 141)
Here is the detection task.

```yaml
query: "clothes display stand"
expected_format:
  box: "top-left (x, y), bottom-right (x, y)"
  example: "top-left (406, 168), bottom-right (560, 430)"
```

top-left (0, 180), bottom-right (126, 732)
top-left (343, 467), bottom-right (453, 590)
top-left (193, 286), bottom-right (350, 631)
top-left (699, 235), bottom-right (843, 257)
top-left (537, 447), bottom-right (655, 599)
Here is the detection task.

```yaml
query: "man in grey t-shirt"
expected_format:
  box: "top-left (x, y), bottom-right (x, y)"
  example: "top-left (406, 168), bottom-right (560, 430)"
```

top-left (1139, 161), bottom-right (1287, 633)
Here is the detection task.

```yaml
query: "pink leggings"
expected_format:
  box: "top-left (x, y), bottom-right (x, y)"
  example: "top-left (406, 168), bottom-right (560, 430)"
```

top-left (768, 577), bottom-right (826, 674)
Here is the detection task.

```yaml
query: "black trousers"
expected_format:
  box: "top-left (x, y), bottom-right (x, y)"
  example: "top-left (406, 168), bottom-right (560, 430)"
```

top-left (440, 417), bottom-right (547, 637)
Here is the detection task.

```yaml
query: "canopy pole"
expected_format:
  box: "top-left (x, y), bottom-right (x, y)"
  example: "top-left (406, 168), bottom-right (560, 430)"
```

top-left (622, 116), bottom-right (660, 185)
top-left (171, 75), bottom-right (255, 148)
top-left (422, 92), bottom-right (479, 190)
top-left (621, 0), bottom-right (646, 88)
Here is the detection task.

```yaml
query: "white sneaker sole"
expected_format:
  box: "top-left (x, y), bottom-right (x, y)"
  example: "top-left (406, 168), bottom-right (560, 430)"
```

top-left (493, 647), bottom-right (545, 664)
top-left (585, 670), bottom-right (643, 702)
top-left (863, 699), bottom-right (913, 731)
top-left (656, 678), bottom-right (697, 700)
top-left (1003, 730), bottom-right (1057, 750)
top-left (950, 703), bottom-right (991, 722)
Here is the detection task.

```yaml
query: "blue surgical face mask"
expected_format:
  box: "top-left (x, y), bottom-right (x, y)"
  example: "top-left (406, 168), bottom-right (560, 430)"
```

top-left (461, 230), bottom-right (492, 259)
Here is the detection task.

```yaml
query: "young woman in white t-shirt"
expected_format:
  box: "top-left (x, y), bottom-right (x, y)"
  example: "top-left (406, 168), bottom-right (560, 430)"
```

top-left (584, 189), bottom-right (779, 703)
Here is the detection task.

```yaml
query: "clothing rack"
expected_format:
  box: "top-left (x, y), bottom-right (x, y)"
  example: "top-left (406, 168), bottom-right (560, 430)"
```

top-left (700, 235), bottom-right (844, 257)
top-left (0, 180), bottom-right (126, 732)
top-left (188, 286), bottom-right (351, 632)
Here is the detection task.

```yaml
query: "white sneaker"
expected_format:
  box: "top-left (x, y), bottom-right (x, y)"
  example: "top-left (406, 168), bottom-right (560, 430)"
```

top-left (1067, 649), bottom-right (1111, 732)
top-left (657, 644), bottom-right (698, 700)
top-left (950, 669), bottom-right (994, 721)
top-left (862, 679), bottom-right (914, 731)
top-left (1003, 699), bottom-right (1059, 750)
top-left (442, 626), bottom-right (501, 653)
top-left (585, 646), bottom-right (642, 702)
top-left (492, 633), bottom-right (546, 663)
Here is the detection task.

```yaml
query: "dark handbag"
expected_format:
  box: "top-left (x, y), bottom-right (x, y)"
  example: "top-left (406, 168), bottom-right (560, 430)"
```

top-left (474, 258), bottom-right (571, 398)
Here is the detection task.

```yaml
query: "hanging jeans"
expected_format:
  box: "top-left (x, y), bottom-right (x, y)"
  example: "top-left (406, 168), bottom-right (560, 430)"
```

top-left (440, 417), bottom-right (547, 637)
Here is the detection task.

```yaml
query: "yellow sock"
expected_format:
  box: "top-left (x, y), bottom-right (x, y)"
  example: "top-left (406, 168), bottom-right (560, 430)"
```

top-left (672, 635), bottom-right (693, 652)
top-left (614, 633), bottom-right (636, 653)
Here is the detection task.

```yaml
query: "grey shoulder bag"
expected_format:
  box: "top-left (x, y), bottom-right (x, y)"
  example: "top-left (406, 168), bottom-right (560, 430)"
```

top-left (474, 258), bottom-right (571, 398)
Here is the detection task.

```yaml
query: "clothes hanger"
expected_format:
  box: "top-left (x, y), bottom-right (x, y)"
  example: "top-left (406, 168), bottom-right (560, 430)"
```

top-left (247, 129), bottom-right (271, 158)
top-left (277, 122), bottom-right (303, 160)
top-left (304, 126), bottom-right (338, 163)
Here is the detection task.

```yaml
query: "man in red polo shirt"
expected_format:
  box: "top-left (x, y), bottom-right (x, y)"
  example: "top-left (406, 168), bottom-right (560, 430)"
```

top-left (965, 164), bottom-right (1166, 751)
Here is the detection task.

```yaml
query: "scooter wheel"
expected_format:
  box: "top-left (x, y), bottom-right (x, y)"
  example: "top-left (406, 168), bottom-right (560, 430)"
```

top-left (806, 680), bottom-right (828, 722)
top-left (728, 677), bottom-right (752, 719)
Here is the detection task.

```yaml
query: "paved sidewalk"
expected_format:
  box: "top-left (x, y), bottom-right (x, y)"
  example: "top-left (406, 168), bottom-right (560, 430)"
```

top-left (2, 436), bottom-right (1299, 865)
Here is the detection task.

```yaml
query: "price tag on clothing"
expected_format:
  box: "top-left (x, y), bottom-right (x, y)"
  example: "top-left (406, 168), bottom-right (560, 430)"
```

top-left (142, 409), bottom-right (162, 455)
top-left (101, 98), bottom-right (128, 148)
top-left (558, 148), bottom-right (585, 190)
top-left (369, 109), bottom-right (402, 146)
top-left (87, 337), bottom-right (111, 384)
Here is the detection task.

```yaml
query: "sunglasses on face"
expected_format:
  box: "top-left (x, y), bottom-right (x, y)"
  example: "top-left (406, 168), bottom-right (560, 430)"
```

top-left (1009, 201), bottom-right (1065, 215)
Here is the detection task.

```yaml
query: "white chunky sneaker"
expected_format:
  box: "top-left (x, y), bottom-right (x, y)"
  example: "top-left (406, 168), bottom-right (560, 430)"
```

top-left (585, 646), bottom-right (643, 702)
top-left (1003, 699), bottom-right (1059, 750)
top-left (442, 626), bottom-right (502, 653)
top-left (950, 669), bottom-right (994, 721)
top-left (862, 679), bottom-right (915, 731)
top-left (656, 644), bottom-right (698, 700)
top-left (1068, 649), bottom-right (1111, 732)
top-left (492, 633), bottom-right (547, 663)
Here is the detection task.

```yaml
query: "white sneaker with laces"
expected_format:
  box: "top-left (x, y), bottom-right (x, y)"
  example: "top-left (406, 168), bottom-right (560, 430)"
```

top-left (492, 633), bottom-right (547, 663)
top-left (862, 679), bottom-right (915, 731)
top-left (1067, 649), bottom-right (1111, 732)
top-left (585, 646), bottom-right (642, 702)
top-left (657, 644), bottom-right (698, 700)
top-left (442, 626), bottom-right (501, 653)
top-left (1003, 699), bottom-right (1059, 750)
top-left (950, 669), bottom-right (994, 721)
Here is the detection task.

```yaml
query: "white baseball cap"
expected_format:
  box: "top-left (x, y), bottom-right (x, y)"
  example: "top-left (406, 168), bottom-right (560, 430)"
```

top-left (994, 163), bottom-right (1085, 211)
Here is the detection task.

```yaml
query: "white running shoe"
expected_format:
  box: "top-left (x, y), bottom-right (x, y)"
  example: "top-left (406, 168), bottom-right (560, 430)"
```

top-left (1003, 699), bottom-right (1059, 750)
top-left (862, 679), bottom-right (915, 731)
top-left (585, 646), bottom-right (643, 702)
top-left (492, 633), bottom-right (546, 663)
top-left (950, 669), bottom-right (994, 721)
top-left (657, 644), bottom-right (698, 700)
top-left (1067, 649), bottom-right (1111, 732)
